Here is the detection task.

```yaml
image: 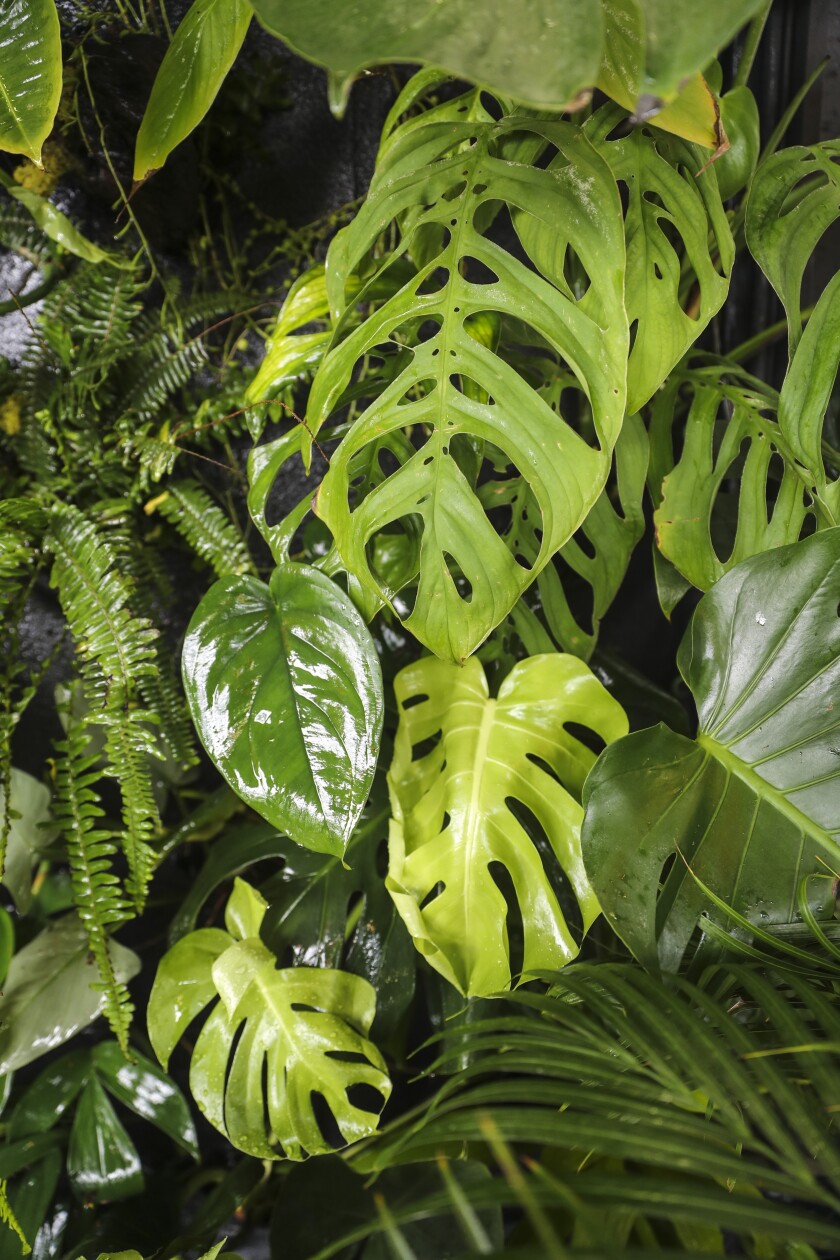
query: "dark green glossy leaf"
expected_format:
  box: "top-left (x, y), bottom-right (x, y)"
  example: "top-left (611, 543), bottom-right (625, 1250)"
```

top-left (67, 1077), bottom-right (143, 1204)
top-left (249, 0), bottom-right (603, 116)
top-left (8, 1050), bottom-right (91, 1139)
top-left (6, 1148), bottom-right (62, 1260)
top-left (582, 530), bottom-right (840, 970)
top-left (0, 1135), bottom-right (62, 1181)
top-left (182, 564), bottom-right (384, 857)
top-left (0, 0), bottom-right (61, 161)
top-left (0, 915), bottom-right (140, 1075)
top-left (91, 1042), bottom-right (199, 1160)
top-left (168, 821), bottom-right (280, 945)
top-left (134, 0), bottom-right (252, 180)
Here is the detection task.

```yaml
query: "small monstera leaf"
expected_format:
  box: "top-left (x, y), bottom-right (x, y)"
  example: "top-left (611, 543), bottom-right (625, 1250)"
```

top-left (182, 564), bottom-right (383, 857)
top-left (309, 79), bottom-right (629, 662)
top-left (387, 654), bottom-right (628, 996)
top-left (148, 879), bottom-right (391, 1160)
top-left (582, 530), bottom-right (840, 971)
top-left (650, 362), bottom-right (829, 590)
top-left (585, 104), bottom-right (733, 413)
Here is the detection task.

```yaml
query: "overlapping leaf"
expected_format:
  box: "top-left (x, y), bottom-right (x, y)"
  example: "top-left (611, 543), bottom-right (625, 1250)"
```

top-left (0, 0), bottom-right (61, 162)
top-left (309, 83), bottom-right (629, 661)
top-left (582, 530), bottom-right (840, 970)
top-left (148, 879), bottom-right (391, 1160)
top-left (387, 654), bottom-right (628, 995)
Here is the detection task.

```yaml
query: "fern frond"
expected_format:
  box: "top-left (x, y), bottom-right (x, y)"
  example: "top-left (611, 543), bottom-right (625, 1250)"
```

top-left (56, 264), bottom-right (143, 348)
top-left (103, 712), bottom-right (160, 904)
top-left (155, 481), bottom-right (255, 578)
top-left (0, 1177), bottom-right (29, 1255)
top-left (52, 724), bottom-right (135, 1051)
top-left (117, 335), bottom-right (208, 421)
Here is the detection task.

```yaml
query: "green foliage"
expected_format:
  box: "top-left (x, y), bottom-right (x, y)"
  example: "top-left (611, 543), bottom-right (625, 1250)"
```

top-left (0, 0), bottom-right (61, 162)
top-left (148, 879), bottom-right (391, 1159)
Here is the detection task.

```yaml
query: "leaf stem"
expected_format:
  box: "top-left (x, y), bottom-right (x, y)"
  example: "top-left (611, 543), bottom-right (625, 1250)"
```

top-left (733, 2), bottom-right (773, 89)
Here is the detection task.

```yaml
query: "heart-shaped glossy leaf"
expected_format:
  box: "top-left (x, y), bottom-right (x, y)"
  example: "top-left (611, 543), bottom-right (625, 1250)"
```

top-left (67, 1076), bottom-right (143, 1203)
top-left (582, 529), bottom-right (840, 970)
top-left (0, 0), bottom-right (61, 161)
top-left (148, 879), bottom-right (391, 1159)
top-left (310, 81), bottom-right (628, 662)
top-left (250, 0), bottom-right (603, 116)
top-left (134, 0), bottom-right (252, 180)
top-left (182, 564), bottom-right (384, 857)
top-left (387, 654), bottom-right (628, 996)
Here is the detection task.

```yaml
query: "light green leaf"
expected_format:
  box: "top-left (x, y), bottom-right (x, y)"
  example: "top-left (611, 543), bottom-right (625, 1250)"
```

top-left (148, 880), bottom-right (391, 1159)
top-left (0, 0), bottom-right (61, 162)
top-left (310, 82), bottom-right (628, 662)
top-left (650, 361), bottom-right (827, 590)
top-left (582, 529), bottom-right (840, 970)
top-left (387, 653), bottom-right (628, 996)
top-left (0, 915), bottom-right (140, 1075)
top-left (67, 1077), bottom-right (143, 1203)
top-left (628, 0), bottom-right (766, 102)
top-left (249, 0), bottom-right (603, 117)
top-left (715, 86), bottom-right (760, 201)
top-left (134, 0), bottom-right (253, 181)
top-left (182, 564), bottom-right (384, 857)
top-left (245, 265), bottom-right (332, 411)
top-left (0, 170), bottom-right (117, 265)
top-left (585, 103), bottom-right (733, 412)
top-left (0, 768), bottom-right (56, 913)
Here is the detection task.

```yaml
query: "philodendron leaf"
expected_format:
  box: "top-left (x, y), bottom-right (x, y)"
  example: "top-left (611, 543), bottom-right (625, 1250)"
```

top-left (0, 0), bottom-right (61, 162)
top-left (148, 879), bottom-right (391, 1160)
top-left (0, 915), bottom-right (140, 1075)
top-left (582, 529), bottom-right (840, 971)
top-left (310, 79), bottom-right (628, 662)
top-left (585, 104), bottom-right (733, 413)
top-left (387, 654), bottom-right (628, 996)
top-left (650, 362), bottom-right (829, 590)
top-left (249, 0), bottom-right (603, 117)
top-left (134, 0), bottom-right (253, 181)
top-left (182, 564), bottom-right (383, 857)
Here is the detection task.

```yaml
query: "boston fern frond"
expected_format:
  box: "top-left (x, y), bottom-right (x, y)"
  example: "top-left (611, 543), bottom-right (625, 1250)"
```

top-left (156, 481), bottom-right (255, 578)
top-left (46, 504), bottom-right (161, 905)
top-left (52, 723), bottom-right (135, 1050)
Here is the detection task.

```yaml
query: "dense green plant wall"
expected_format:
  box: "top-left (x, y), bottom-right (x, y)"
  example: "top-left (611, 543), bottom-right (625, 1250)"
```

top-left (2, 2), bottom-right (840, 1258)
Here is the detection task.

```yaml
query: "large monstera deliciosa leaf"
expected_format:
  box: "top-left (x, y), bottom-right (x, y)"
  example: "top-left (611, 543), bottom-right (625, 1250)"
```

top-left (148, 880), bottom-right (391, 1159)
top-left (387, 654), bottom-right (628, 995)
top-left (582, 529), bottom-right (840, 970)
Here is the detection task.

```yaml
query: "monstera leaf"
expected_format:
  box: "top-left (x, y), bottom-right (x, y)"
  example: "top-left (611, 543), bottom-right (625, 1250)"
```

top-left (585, 104), bottom-right (733, 413)
top-left (582, 530), bottom-right (840, 971)
top-left (387, 654), bottom-right (628, 995)
top-left (650, 362), bottom-right (828, 590)
top-left (0, 0), bottom-right (61, 161)
top-left (182, 564), bottom-right (383, 857)
top-left (148, 879), bottom-right (391, 1160)
top-left (309, 79), bottom-right (629, 662)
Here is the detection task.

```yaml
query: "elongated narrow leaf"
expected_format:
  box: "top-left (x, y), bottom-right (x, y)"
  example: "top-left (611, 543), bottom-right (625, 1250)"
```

top-left (134, 0), bottom-right (253, 180)
top-left (67, 1077), bottom-right (143, 1203)
top-left (585, 103), bottom-right (733, 412)
top-left (0, 0), bottom-right (61, 162)
top-left (249, 0), bottom-right (603, 116)
top-left (0, 915), bottom-right (140, 1075)
top-left (310, 81), bottom-right (628, 662)
top-left (0, 170), bottom-right (117, 264)
top-left (387, 654), bottom-right (628, 995)
top-left (148, 880), bottom-right (391, 1159)
top-left (92, 1042), bottom-right (199, 1160)
top-left (650, 361), bottom-right (828, 589)
top-left (582, 530), bottom-right (840, 970)
top-left (183, 564), bottom-right (383, 856)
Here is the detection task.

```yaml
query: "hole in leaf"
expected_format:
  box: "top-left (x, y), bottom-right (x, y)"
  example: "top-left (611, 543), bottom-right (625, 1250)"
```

top-left (463, 256), bottom-right (500, 285)
top-left (564, 722), bottom-right (606, 758)
top-left (420, 881), bottom-right (445, 910)
top-left (402, 692), bottom-right (428, 710)
top-left (346, 1082), bottom-right (387, 1115)
top-left (488, 860), bottom-right (524, 981)
top-left (310, 1092), bottom-right (345, 1150)
top-left (443, 551), bottom-right (473, 603)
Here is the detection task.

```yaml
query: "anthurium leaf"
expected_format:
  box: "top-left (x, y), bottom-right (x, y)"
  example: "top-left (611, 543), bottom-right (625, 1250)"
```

top-left (310, 82), bottom-right (628, 662)
top-left (249, 0), bottom-right (603, 117)
top-left (387, 653), bottom-right (628, 996)
top-left (0, 170), bottom-right (118, 265)
top-left (67, 1077), bottom-right (144, 1204)
top-left (182, 564), bottom-right (384, 857)
top-left (650, 362), bottom-right (827, 590)
top-left (91, 1042), bottom-right (199, 1160)
top-left (151, 880), bottom-right (391, 1160)
top-left (746, 139), bottom-right (840, 355)
top-left (133, 0), bottom-right (253, 181)
top-left (582, 529), bottom-right (840, 971)
top-left (0, 767), bottom-right (56, 912)
top-left (0, 915), bottom-right (140, 1075)
top-left (585, 103), bottom-right (733, 413)
top-left (0, 0), bottom-right (61, 162)
top-left (8, 1050), bottom-right (92, 1139)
